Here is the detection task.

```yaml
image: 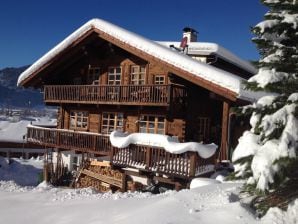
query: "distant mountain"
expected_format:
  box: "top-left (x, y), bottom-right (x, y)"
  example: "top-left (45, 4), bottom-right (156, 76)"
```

top-left (0, 66), bottom-right (43, 108)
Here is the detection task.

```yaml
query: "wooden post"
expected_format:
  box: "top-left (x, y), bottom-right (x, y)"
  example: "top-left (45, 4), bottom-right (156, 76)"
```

top-left (175, 182), bottom-right (182, 191)
top-left (189, 152), bottom-right (197, 177)
top-left (121, 172), bottom-right (126, 192)
top-left (43, 148), bottom-right (49, 182)
top-left (110, 147), bottom-right (115, 164)
top-left (145, 147), bottom-right (152, 170)
top-left (220, 101), bottom-right (230, 161)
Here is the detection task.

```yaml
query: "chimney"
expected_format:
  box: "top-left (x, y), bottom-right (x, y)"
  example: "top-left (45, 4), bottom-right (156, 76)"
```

top-left (182, 27), bottom-right (198, 43)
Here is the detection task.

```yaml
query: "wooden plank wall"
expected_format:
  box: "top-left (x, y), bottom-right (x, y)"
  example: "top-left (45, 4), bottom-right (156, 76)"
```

top-left (59, 105), bottom-right (186, 140)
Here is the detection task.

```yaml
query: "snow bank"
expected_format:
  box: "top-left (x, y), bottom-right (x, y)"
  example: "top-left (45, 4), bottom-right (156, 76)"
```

top-left (0, 157), bottom-right (43, 186)
top-left (0, 116), bottom-right (57, 143)
top-left (110, 131), bottom-right (217, 158)
top-left (261, 199), bottom-right (298, 224)
top-left (190, 178), bottom-right (221, 189)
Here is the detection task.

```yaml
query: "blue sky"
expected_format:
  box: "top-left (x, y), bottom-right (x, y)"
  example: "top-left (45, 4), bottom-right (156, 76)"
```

top-left (0, 0), bottom-right (267, 69)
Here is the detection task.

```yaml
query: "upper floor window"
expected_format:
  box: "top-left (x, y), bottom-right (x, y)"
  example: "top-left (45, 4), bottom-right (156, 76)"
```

top-left (130, 65), bottom-right (146, 85)
top-left (139, 115), bottom-right (165, 134)
top-left (108, 66), bottom-right (121, 85)
top-left (70, 111), bottom-right (88, 130)
top-left (87, 67), bottom-right (100, 84)
top-left (154, 75), bottom-right (165, 85)
top-left (101, 112), bottom-right (124, 134)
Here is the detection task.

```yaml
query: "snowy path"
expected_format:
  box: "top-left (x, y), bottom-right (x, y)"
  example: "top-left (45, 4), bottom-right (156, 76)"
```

top-left (0, 182), bottom-right (258, 224)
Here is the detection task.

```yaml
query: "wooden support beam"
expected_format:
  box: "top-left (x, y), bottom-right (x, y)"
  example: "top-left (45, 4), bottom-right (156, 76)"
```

top-left (219, 101), bottom-right (230, 161)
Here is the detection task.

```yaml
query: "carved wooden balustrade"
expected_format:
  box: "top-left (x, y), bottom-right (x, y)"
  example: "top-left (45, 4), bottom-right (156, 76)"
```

top-left (43, 84), bottom-right (187, 106)
top-left (27, 126), bottom-right (215, 178)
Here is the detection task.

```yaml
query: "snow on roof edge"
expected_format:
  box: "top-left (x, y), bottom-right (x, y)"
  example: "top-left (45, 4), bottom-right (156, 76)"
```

top-left (18, 18), bottom-right (254, 99)
top-left (17, 21), bottom-right (94, 86)
top-left (156, 41), bottom-right (257, 74)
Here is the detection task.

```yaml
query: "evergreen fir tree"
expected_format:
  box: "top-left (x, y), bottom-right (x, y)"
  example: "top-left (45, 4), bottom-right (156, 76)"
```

top-left (232, 0), bottom-right (298, 194)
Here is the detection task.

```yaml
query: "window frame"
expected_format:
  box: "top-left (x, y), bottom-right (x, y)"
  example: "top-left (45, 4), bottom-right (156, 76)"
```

top-left (69, 110), bottom-right (89, 130)
top-left (108, 66), bottom-right (122, 85)
top-left (130, 65), bottom-right (146, 85)
top-left (101, 112), bottom-right (124, 135)
top-left (87, 67), bottom-right (100, 84)
top-left (154, 75), bottom-right (166, 85)
top-left (138, 114), bottom-right (166, 134)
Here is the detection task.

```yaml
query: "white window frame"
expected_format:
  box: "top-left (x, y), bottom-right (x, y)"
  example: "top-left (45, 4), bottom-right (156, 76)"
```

top-left (139, 115), bottom-right (166, 134)
top-left (70, 111), bottom-right (89, 130)
top-left (101, 112), bottom-right (124, 134)
top-left (108, 66), bottom-right (122, 85)
top-left (130, 65), bottom-right (146, 85)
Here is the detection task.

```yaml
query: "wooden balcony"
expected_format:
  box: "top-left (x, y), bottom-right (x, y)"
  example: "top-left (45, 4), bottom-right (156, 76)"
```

top-left (44, 84), bottom-right (187, 106)
top-left (27, 126), bottom-right (215, 178)
top-left (27, 126), bottom-right (111, 155)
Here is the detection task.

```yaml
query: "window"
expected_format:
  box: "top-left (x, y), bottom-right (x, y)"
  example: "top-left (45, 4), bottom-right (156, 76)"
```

top-left (154, 75), bottom-right (165, 85)
top-left (139, 115), bottom-right (165, 134)
top-left (70, 111), bottom-right (88, 130)
top-left (87, 67), bottom-right (100, 84)
top-left (108, 66), bottom-right (121, 85)
top-left (130, 65), bottom-right (146, 85)
top-left (101, 112), bottom-right (124, 134)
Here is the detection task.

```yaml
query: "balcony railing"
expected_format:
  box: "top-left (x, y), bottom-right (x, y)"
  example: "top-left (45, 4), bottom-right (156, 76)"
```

top-left (44, 84), bottom-right (187, 106)
top-left (27, 126), bottom-right (111, 155)
top-left (27, 126), bottom-right (215, 178)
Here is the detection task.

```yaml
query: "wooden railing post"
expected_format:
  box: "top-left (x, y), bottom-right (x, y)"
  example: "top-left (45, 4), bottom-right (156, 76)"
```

top-left (189, 152), bottom-right (197, 177)
top-left (110, 147), bottom-right (115, 164)
top-left (146, 147), bottom-right (152, 170)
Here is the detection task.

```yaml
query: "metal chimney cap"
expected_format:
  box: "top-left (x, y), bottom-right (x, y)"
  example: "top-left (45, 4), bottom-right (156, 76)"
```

top-left (183, 27), bottom-right (198, 34)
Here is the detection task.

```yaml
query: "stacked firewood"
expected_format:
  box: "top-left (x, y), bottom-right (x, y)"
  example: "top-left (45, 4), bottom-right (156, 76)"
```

top-left (76, 175), bottom-right (111, 192)
top-left (75, 161), bottom-right (123, 192)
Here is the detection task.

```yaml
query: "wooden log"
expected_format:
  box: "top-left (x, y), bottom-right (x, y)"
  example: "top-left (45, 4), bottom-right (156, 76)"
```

top-left (90, 160), bottom-right (111, 167)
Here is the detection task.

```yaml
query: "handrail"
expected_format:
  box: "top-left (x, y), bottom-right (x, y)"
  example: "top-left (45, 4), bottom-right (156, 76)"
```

top-left (27, 126), bottom-right (111, 155)
top-left (44, 84), bottom-right (187, 106)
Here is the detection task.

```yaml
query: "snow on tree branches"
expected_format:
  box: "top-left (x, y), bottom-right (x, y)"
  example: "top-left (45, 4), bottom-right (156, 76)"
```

top-left (232, 0), bottom-right (298, 192)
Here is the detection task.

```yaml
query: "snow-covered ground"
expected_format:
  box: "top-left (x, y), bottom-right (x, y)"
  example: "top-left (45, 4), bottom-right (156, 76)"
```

top-left (0, 115), bottom-right (56, 143)
top-left (0, 156), bottom-right (296, 224)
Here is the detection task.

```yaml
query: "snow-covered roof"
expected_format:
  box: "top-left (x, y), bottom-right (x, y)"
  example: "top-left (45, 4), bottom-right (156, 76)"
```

top-left (18, 18), bottom-right (262, 101)
top-left (156, 41), bottom-right (257, 74)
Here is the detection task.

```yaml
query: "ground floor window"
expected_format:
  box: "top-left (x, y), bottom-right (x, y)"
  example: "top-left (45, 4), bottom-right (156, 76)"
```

top-left (139, 115), bottom-right (165, 134)
top-left (101, 112), bottom-right (124, 134)
top-left (70, 111), bottom-right (88, 130)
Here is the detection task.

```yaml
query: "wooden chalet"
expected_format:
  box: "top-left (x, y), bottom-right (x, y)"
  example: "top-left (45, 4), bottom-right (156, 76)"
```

top-left (17, 18), bottom-right (258, 191)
